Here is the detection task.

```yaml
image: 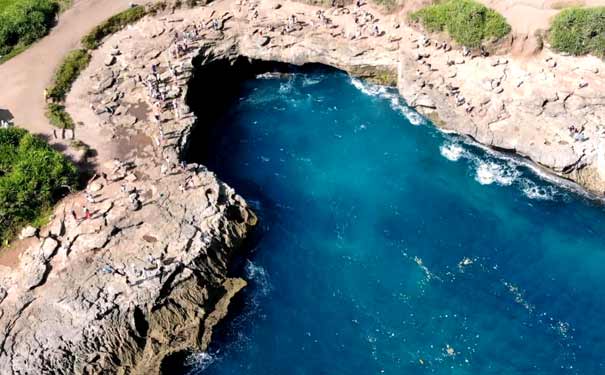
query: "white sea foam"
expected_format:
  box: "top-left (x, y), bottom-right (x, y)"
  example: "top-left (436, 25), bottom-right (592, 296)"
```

top-left (186, 352), bottom-right (216, 371)
top-left (474, 161), bottom-right (521, 186)
top-left (278, 80), bottom-right (294, 94)
top-left (350, 77), bottom-right (425, 126)
top-left (245, 260), bottom-right (272, 296)
top-left (256, 72), bottom-right (288, 80)
top-left (440, 143), bottom-right (466, 162)
top-left (520, 180), bottom-right (557, 201)
top-left (302, 76), bottom-right (322, 86)
top-left (350, 77), bottom-right (387, 97)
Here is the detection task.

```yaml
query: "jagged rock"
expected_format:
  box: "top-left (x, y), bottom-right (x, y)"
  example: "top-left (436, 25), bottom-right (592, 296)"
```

top-left (23, 255), bottom-right (49, 290)
top-left (49, 218), bottom-right (65, 237)
top-left (414, 94), bottom-right (436, 109)
top-left (5, 2), bottom-right (605, 374)
top-left (105, 55), bottom-right (117, 66)
top-left (89, 181), bottom-right (104, 192)
top-left (256, 35), bottom-right (270, 47)
top-left (40, 237), bottom-right (58, 260)
top-left (19, 226), bottom-right (37, 240)
top-left (97, 76), bottom-right (115, 92)
top-left (70, 227), bottom-right (114, 253)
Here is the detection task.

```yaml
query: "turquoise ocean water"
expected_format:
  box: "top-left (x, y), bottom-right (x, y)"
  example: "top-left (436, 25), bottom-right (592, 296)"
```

top-left (185, 68), bottom-right (605, 375)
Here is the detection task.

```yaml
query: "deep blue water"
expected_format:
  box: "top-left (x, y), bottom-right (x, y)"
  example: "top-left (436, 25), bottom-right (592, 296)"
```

top-left (187, 69), bottom-right (605, 375)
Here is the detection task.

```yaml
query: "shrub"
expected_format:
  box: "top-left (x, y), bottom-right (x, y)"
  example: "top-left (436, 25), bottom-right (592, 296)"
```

top-left (81, 6), bottom-right (146, 50)
top-left (0, 0), bottom-right (58, 57)
top-left (410, 0), bottom-right (511, 48)
top-left (46, 103), bottom-right (74, 129)
top-left (0, 127), bottom-right (78, 243)
top-left (549, 7), bottom-right (605, 57)
top-left (47, 48), bottom-right (90, 102)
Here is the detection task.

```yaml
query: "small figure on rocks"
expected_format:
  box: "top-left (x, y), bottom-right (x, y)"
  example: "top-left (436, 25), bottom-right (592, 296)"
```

top-left (83, 207), bottom-right (91, 220)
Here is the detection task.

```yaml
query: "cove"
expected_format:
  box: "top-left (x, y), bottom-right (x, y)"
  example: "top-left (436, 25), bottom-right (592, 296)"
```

top-left (182, 63), bottom-right (605, 375)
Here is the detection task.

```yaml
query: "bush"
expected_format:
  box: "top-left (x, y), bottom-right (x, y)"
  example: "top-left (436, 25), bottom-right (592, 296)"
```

top-left (0, 127), bottom-right (78, 243)
top-left (81, 6), bottom-right (146, 50)
top-left (549, 7), bottom-right (605, 57)
top-left (46, 103), bottom-right (74, 129)
top-left (47, 48), bottom-right (90, 102)
top-left (0, 0), bottom-right (58, 57)
top-left (410, 0), bottom-right (511, 48)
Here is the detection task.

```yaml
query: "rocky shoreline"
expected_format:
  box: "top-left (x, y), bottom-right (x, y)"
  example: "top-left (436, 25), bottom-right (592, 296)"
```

top-left (1, 0), bottom-right (604, 373)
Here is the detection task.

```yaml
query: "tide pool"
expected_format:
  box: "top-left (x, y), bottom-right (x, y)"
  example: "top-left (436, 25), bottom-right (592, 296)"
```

top-left (185, 67), bottom-right (605, 375)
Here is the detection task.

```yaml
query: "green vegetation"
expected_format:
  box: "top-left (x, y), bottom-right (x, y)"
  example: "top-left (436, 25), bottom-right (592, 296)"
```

top-left (81, 5), bottom-right (146, 50)
top-left (45, 6), bottom-right (151, 129)
top-left (47, 49), bottom-right (90, 102)
top-left (46, 49), bottom-right (89, 129)
top-left (373, 0), bottom-right (400, 13)
top-left (410, 0), bottom-right (511, 48)
top-left (549, 7), bottom-right (605, 57)
top-left (0, 0), bottom-right (59, 60)
top-left (0, 127), bottom-right (78, 244)
top-left (46, 103), bottom-right (74, 129)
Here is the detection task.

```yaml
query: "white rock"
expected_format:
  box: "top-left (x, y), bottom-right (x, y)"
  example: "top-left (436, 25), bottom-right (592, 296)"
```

top-left (19, 226), bottom-right (37, 240)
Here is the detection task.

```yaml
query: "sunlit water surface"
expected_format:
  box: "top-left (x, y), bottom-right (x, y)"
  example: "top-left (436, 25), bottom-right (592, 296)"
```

top-left (184, 69), bottom-right (605, 375)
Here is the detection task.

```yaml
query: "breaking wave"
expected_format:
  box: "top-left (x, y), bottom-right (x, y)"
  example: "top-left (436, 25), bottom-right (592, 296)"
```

top-left (474, 161), bottom-right (520, 186)
top-left (350, 78), bottom-right (425, 126)
top-left (440, 142), bottom-right (466, 161)
top-left (438, 138), bottom-right (568, 201)
top-left (245, 260), bottom-right (272, 297)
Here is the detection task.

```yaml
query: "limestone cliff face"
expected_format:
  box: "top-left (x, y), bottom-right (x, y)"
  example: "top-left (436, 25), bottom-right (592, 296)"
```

top-left (2, 0), bottom-right (605, 373)
top-left (0, 162), bottom-right (256, 374)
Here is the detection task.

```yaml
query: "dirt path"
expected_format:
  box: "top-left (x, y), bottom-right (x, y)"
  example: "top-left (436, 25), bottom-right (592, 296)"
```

top-left (0, 0), bottom-right (139, 139)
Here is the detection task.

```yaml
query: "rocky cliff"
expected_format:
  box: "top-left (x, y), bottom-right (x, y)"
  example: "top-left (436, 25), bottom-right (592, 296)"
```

top-left (1, 0), bottom-right (605, 373)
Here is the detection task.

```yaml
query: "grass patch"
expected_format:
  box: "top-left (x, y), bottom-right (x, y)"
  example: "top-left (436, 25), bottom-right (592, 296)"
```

top-left (410, 0), bottom-right (511, 48)
top-left (0, 127), bottom-right (78, 244)
top-left (373, 0), bottom-right (400, 13)
top-left (81, 5), bottom-right (146, 50)
top-left (0, 0), bottom-right (59, 59)
top-left (47, 48), bottom-right (90, 102)
top-left (46, 103), bottom-right (74, 129)
top-left (549, 7), bottom-right (605, 57)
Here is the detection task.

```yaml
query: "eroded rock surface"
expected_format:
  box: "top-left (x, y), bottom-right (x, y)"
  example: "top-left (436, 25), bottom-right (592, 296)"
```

top-left (2, 0), bottom-right (605, 373)
top-left (0, 163), bottom-right (256, 374)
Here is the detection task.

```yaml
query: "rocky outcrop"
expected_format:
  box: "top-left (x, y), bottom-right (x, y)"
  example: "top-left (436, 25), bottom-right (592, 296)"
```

top-left (0, 162), bottom-right (256, 374)
top-left (2, 0), bottom-right (605, 374)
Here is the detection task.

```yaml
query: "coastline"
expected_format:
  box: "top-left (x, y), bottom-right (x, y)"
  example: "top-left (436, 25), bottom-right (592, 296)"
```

top-left (0, 0), bottom-right (604, 373)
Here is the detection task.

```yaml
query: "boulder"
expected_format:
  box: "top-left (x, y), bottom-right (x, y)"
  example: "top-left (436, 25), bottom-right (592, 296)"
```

top-left (41, 238), bottom-right (58, 260)
top-left (19, 226), bottom-right (37, 240)
top-left (256, 35), bottom-right (270, 47)
top-left (414, 94), bottom-right (437, 109)
top-left (89, 182), bottom-right (104, 193)
top-left (105, 55), bottom-right (117, 66)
